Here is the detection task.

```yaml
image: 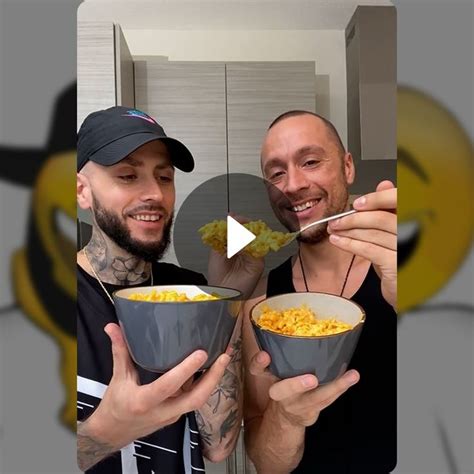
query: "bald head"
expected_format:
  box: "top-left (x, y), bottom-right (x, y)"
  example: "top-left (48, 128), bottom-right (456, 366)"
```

top-left (262, 111), bottom-right (345, 163)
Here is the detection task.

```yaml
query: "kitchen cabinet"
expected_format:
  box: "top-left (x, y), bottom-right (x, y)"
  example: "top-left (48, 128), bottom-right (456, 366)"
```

top-left (134, 59), bottom-right (316, 268)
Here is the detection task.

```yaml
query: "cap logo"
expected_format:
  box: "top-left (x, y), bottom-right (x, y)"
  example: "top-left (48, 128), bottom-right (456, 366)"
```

top-left (122, 109), bottom-right (157, 125)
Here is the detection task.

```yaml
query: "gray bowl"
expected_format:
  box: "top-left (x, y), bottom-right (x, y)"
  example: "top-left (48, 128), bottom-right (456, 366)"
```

top-left (251, 292), bottom-right (365, 383)
top-left (113, 285), bottom-right (241, 372)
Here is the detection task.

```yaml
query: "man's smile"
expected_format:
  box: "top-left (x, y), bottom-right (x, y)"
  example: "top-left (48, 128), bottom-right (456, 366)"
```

top-left (130, 213), bottom-right (163, 222)
top-left (284, 197), bottom-right (324, 223)
top-left (128, 212), bottom-right (166, 231)
top-left (289, 198), bottom-right (322, 213)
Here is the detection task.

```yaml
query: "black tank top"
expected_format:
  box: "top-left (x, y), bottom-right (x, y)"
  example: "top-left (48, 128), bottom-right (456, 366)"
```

top-left (267, 257), bottom-right (397, 473)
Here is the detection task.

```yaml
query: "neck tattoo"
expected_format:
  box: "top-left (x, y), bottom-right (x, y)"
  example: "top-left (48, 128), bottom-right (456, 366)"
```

top-left (82, 247), bottom-right (153, 307)
top-left (84, 227), bottom-right (152, 284)
top-left (298, 248), bottom-right (356, 297)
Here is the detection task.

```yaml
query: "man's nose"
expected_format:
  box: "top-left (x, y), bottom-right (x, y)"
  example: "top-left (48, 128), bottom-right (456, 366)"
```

top-left (140, 177), bottom-right (165, 202)
top-left (285, 166), bottom-right (310, 195)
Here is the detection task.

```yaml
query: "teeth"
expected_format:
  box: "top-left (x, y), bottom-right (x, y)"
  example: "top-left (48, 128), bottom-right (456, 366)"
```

top-left (56, 210), bottom-right (76, 244)
top-left (132, 214), bottom-right (161, 222)
top-left (292, 200), bottom-right (316, 212)
top-left (398, 220), bottom-right (419, 244)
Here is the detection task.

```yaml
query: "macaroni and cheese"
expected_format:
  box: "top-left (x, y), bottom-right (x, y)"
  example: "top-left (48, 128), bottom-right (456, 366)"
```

top-left (128, 290), bottom-right (220, 302)
top-left (256, 304), bottom-right (352, 336)
top-left (199, 219), bottom-right (292, 258)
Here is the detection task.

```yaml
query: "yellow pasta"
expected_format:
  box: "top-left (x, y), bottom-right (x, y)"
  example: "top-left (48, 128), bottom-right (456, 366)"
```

top-left (198, 219), bottom-right (292, 258)
top-left (128, 290), bottom-right (220, 302)
top-left (256, 304), bottom-right (352, 336)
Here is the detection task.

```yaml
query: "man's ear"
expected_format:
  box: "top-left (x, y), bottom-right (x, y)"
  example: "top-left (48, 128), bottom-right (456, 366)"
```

top-left (343, 152), bottom-right (355, 185)
top-left (77, 172), bottom-right (92, 210)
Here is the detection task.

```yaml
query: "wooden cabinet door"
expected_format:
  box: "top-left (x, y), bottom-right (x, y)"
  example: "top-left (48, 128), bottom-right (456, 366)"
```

top-left (135, 60), bottom-right (227, 202)
top-left (226, 62), bottom-right (316, 177)
top-left (226, 62), bottom-right (316, 270)
top-left (135, 60), bottom-right (227, 268)
top-left (114, 24), bottom-right (134, 108)
top-left (77, 21), bottom-right (116, 129)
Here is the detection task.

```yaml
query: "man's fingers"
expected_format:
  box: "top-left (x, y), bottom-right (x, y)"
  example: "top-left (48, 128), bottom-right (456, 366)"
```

top-left (248, 351), bottom-right (272, 376)
top-left (104, 323), bottom-right (137, 381)
top-left (328, 210), bottom-right (397, 234)
top-left (328, 228), bottom-right (397, 251)
top-left (353, 186), bottom-right (397, 212)
top-left (329, 234), bottom-right (397, 269)
top-left (376, 180), bottom-right (395, 192)
top-left (307, 370), bottom-right (359, 411)
top-left (181, 376), bottom-right (195, 392)
top-left (142, 350), bottom-right (208, 405)
top-left (171, 353), bottom-right (231, 413)
top-left (168, 376), bottom-right (195, 398)
top-left (269, 374), bottom-right (319, 402)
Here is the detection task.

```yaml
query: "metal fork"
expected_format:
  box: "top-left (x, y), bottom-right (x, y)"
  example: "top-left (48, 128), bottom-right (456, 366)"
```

top-left (281, 209), bottom-right (357, 246)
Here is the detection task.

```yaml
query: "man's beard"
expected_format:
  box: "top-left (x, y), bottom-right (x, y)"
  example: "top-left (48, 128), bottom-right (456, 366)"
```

top-left (92, 194), bottom-right (173, 262)
top-left (299, 188), bottom-right (349, 243)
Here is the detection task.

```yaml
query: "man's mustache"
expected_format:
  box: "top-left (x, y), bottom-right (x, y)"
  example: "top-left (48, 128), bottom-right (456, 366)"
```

top-left (274, 193), bottom-right (325, 210)
top-left (125, 205), bottom-right (169, 215)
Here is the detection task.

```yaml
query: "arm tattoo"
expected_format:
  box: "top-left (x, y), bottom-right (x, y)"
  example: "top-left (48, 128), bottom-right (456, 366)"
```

top-left (208, 369), bottom-right (239, 414)
top-left (77, 425), bottom-right (116, 471)
top-left (197, 334), bottom-right (242, 455)
top-left (219, 409), bottom-right (239, 443)
top-left (195, 410), bottom-right (213, 447)
top-left (207, 335), bottom-right (241, 413)
top-left (230, 336), bottom-right (242, 364)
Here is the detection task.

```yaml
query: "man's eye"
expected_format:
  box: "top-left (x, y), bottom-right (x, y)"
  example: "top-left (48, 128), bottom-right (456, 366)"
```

top-left (304, 159), bottom-right (319, 167)
top-left (159, 175), bottom-right (173, 183)
top-left (269, 171), bottom-right (285, 181)
top-left (118, 175), bottom-right (137, 182)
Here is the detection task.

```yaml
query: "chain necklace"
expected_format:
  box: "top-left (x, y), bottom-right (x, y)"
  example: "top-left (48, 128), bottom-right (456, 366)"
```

top-left (82, 248), bottom-right (153, 306)
top-left (298, 248), bottom-right (356, 297)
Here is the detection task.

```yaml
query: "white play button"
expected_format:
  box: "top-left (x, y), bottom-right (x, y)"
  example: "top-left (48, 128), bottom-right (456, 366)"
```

top-left (227, 215), bottom-right (256, 259)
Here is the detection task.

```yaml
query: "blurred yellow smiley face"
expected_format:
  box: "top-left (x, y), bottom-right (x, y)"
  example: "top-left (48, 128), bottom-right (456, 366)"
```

top-left (398, 87), bottom-right (474, 313)
top-left (34, 150), bottom-right (76, 298)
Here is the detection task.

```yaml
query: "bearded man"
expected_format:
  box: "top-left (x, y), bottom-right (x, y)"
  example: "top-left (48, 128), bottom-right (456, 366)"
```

top-left (76, 107), bottom-right (260, 473)
top-left (243, 111), bottom-right (397, 473)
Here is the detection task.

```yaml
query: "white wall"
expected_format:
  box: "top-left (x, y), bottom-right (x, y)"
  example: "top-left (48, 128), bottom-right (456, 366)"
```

top-left (124, 29), bottom-right (348, 145)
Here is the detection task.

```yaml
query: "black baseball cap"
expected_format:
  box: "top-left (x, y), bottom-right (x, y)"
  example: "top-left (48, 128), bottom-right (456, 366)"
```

top-left (77, 106), bottom-right (194, 172)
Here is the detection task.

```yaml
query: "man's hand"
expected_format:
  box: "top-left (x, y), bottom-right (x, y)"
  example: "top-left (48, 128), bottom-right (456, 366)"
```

top-left (77, 323), bottom-right (231, 471)
top-left (328, 180), bottom-right (397, 309)
top-left (249, 350), bottom-right (359, 428)
top-left (207, 214), bottom-right (264, 300)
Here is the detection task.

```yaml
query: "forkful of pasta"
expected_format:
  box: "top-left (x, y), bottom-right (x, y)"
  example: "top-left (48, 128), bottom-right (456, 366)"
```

top-left (199, 209), bottom-right (357, 258)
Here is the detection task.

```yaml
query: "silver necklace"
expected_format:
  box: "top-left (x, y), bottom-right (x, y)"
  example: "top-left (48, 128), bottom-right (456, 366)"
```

top-left (82, 248), bottom-right (153, 306)
top-left (298, 248), bottom-right (355, 297)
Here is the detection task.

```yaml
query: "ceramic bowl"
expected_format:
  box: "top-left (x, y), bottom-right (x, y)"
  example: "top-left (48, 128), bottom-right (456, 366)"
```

top-left (251, 292), bottom-right (365, 383)
top-left (113, 285), bottom-right (241, 372)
